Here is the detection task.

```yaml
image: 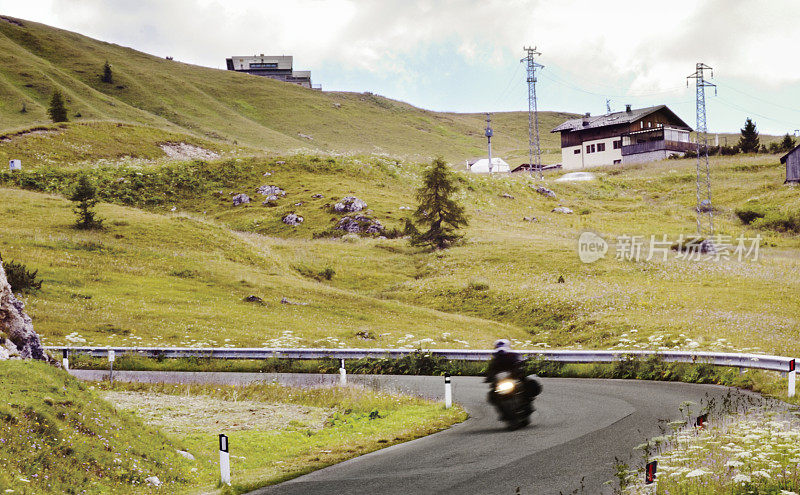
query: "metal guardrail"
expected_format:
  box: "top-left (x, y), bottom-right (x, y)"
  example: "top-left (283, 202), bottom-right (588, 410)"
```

top-left (46, 345), bottom-right (796, 385)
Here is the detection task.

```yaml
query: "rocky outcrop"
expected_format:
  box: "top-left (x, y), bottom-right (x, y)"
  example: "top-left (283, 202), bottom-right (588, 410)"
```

top-left (257, 185), bottom-right (286, 200)
top-left (532, 185), bottom-right (556, 198)
top-left (334, 196), bottom-right (367, 213)
top-left (0, 260), bottom-right (49, 361)
top-left (282, 213), bottom-right (304, 226)
top-left (335, 214), bottom-right (384, 234)
top-left (551, 206), bottom-right (573, 214)
top-left (232, 194), bottom-right (250, 206)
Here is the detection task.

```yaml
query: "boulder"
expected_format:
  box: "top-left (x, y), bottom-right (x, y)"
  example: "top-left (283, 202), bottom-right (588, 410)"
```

top-left (311, 194), bottom-right (324, 199)
top-left (500, 193), bottom-right (515, 199)
top-left (243, 295), bottom-right (264, 304)
top-left (232, 194), bottom-right (250, 206)
top-left (282, 213), bottom-right (304, 226)
top-left (532, 185), bottom-right (556, 198)
top-left (523, 216), bottom-right (538, 222)
top-left (551, 206), bottom-right (573, 214)
top-left (0, 260), bottom-right (49, 361)
top-left (145, 476), bottom-right (162, 487)
top-left (334, 196), bottom-right (367, 213)
top-left (177, 450), bottom-right (195, 461)
top-left (257, 185), bottom-right (286, 197)
top-left (335, 215), bottom-right (383, 234)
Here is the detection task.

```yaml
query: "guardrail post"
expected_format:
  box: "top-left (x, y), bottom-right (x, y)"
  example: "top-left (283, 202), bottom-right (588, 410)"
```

top-left (789, 359), bottom-right (796, 398)
top-left (62, 349), bottom-right (69, 370)
top-left (339, 358), bottom-right (346, 386)
top-left (444, 373), bottom-right (452, 409)
top-left (108, 349), bottom-right (115, 385)
top-left (219, 434), bottom-right (231, 485)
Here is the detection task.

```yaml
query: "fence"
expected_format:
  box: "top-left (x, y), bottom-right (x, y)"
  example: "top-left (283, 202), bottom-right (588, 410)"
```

top-left (46, 346), bottom-right (797, 397)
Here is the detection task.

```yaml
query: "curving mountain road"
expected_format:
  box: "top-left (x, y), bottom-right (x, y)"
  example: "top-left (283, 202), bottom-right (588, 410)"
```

top-left (70, 371), bottom-right (731, 494)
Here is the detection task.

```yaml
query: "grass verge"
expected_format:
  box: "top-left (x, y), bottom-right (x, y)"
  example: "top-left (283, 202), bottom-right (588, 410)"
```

top-left (95, 380), bottom-right (467, 494)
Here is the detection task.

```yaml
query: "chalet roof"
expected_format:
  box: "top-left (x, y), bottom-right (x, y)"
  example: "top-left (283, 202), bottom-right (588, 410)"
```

top-left (780, 143), bottom-right (800, 164)
top-left (551, 105), bottom-right (692, 133)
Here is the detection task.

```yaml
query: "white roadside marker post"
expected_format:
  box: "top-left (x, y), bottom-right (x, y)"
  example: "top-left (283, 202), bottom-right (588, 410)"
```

top-left (108, 349), bottom-right (115, 385)
top-left (789, 359), bottom-right (796, 398)
top-left (219, 434), bottom-right (231, 485)
top-left (339, 359), bottom-right (346, 386)
top-left (62, 349), bottom-right (69, 371)
top-left (444, 373), bottom-right (452, 409)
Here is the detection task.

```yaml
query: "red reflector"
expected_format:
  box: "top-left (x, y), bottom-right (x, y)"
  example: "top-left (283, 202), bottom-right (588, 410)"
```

top-left (645, 460), bottom-right (657, 484)
top-left (791, 359), bottom-right (796, 372)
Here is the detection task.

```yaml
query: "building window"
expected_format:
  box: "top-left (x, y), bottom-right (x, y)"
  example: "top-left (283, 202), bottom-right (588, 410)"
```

top-left (250, 63), bottom-right (278, 68)
top-left (640, 122), bottom-right (644, 129)
top-left (590, 144), bottom-right (596, 153)
top-left (586, 145), bottom-right (591, 153)
top-left (613, 159), bottom-right (622, 164)
top-left (597, 143), bottom-right (606, 152)
top-left (574, 149), bottom-right (581, 154)
top-left (613, 140), bottom-right (622, 149)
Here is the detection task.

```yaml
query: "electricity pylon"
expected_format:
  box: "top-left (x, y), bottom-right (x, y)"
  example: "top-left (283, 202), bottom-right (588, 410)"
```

top-left (522, 47), bottom-right (544, 179)
top-left (686, 62), bottom-right (717, 240)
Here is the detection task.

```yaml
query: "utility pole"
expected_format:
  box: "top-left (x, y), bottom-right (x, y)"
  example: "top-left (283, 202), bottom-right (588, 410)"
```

top-left (521, 47), bottom-right (544, 180)
top-left (485, 112), bottom-right (494, 175)
top-left (686, 62), bottom-right (717, 242)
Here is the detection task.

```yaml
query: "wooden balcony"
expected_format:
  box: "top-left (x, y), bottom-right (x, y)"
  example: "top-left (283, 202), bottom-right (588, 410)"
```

top-left (621, 140), bottom-right (695, 156)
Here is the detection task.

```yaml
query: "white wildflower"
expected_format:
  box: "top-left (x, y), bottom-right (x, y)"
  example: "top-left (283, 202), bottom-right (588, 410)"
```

top-left (685, 468), bottom-right (710, 478)
top-left (732, 474), bottom-right (751, 483)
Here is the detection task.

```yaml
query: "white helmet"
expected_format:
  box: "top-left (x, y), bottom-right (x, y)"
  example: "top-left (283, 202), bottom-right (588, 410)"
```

top-left (494, 339), bottom-right (511, 353)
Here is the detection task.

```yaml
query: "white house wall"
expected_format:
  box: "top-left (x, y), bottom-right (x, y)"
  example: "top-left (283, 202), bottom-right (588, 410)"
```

top-left (561, 137), bottom-right (622, 170)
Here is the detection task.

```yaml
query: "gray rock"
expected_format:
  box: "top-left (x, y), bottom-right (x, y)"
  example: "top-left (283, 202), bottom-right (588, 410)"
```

top-left (0, 260), bottom-right (49, 362)
top-left (232, 194), bottom-right (250, 206)
top-left (282, 213), bottom-right (304, 226)
top-left (298, 133), bottom-right (313, 140)
top-left (276, 161), bottom-right (286, 165)
top-left (145, 476), bottom-right (162, 487)
top-left (334, 196), bottom-right (367, 213)
top-left (281, 297), bottom-right (307, 306)
top-left (312, 194), bottom-right (324, 199)
top-left (399, 206), bottom-right (412, 210)
top-left (294, 202), bottom-right (303, 206)
top-left (257, 185), bottom-right (286, 197)
top-left (698, 199), bottom-right (713, 212)
top-left (500, 193), bottom-right (515, 199)
top-left (335, 214), bottom-right (384, 234)
top-left (551, 206), bottom-right (573, 214)
top-left (533, 185), bottom-right (556, 198)
top-left (243, 295), bottom-right (264, 304)
top-left (263, 172), bottom-right (272, 177)
top-left (523, 216), bottom-right (538, 222)
top-left (177, 450), bottom-right (195, 460)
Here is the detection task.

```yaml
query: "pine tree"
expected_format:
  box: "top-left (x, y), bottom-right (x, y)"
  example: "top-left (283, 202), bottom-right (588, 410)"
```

top-left (70, 175), bottom-right (103, 230)
top-left (738, 118), bottom-right (760, 153)
top-left (780, 133), bottom-right (796, 152)
top-left (410, 157), bottom-right (468, 249)
top-left (47, 90), bottom-right (68, 123)
top-left (101, 60), bottom-right (113, 84)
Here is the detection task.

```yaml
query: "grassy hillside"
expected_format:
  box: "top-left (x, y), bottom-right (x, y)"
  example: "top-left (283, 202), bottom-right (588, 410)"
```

top-left (0, 360), bottom-right (193, 494)
top-left (1, 151), bottom-right (799, 356)
top-left (0, 15), bottom-right (570, 165)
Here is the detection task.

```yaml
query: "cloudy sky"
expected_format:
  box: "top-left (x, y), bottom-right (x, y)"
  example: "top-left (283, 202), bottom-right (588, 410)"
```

top-left (3, 0), bottom-right (800, 135)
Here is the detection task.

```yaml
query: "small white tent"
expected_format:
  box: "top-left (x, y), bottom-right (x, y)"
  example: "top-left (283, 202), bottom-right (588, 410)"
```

top-left (468, 157), bottom-right (510, 174)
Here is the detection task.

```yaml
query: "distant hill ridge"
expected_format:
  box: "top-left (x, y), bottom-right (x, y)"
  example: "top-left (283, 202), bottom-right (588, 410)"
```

top-left (0, 15), bottom-right (575, 163)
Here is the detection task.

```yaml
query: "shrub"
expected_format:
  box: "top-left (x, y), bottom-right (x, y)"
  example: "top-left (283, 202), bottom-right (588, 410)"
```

top-left (318, 267), bottom-right (335, 280)
top-left (753, 210), bottom-right (800, 233)
top-left (734, 205), bottom-right (766, 225)
top-left (1, 257), bottom-right (42, 294)
top-left (467, 278), bottom-right (490, 291)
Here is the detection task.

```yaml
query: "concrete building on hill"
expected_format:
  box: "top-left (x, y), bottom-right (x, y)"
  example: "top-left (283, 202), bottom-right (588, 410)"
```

top-left (225, 55), bottom-right (320, 89)
top-left (551, 105), bottom-right (693, 170)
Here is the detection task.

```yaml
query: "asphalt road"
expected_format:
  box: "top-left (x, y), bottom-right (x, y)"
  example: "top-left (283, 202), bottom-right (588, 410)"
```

top-left (71, 370), bottom-right (731, 495)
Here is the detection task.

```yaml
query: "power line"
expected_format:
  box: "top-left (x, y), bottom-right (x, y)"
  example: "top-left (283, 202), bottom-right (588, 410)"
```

top-left (714, 81), bottom-right (800, 114)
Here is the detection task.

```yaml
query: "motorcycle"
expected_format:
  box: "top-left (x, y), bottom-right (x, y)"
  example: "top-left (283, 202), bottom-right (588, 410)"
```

top-left (491, 371), bottom-right (534, 430)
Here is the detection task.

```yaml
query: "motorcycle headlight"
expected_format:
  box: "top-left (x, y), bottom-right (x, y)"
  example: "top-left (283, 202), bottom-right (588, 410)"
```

top-left (496, 379), bottom-right (515, 394)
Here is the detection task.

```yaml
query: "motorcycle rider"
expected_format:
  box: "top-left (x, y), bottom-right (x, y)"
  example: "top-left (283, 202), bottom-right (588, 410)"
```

top-left (485, 339), bottom-right (541, 413)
